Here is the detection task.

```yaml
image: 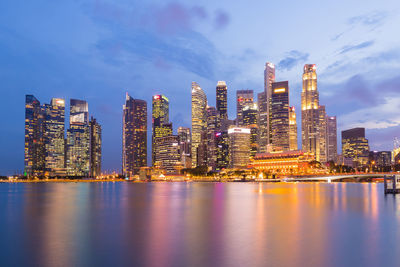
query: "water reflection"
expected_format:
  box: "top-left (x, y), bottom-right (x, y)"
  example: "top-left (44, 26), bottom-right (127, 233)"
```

top-left (0, 182), bottom-right (400, 266)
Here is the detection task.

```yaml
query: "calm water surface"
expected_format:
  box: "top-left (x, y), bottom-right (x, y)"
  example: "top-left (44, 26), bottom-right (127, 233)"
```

top-left (0, 182), bottom-right (399, 267)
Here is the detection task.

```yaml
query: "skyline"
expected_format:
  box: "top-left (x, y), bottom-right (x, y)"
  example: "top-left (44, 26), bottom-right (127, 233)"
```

top-left (2, 0), bottom-right (400, 175)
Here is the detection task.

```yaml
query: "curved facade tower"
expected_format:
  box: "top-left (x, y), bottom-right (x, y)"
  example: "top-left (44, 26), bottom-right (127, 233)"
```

top-left (191, 82), bottom-right (207, 168)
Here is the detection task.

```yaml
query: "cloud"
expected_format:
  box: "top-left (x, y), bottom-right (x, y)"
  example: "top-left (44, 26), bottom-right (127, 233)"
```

top-left (214, 10), bottom-right (230, 29)
top-left (347, 11), bottom-right (388, 26)
top-left (339, 40), bottom-right (374, 54)
top-left (277, 50), bottom-right (309, 71)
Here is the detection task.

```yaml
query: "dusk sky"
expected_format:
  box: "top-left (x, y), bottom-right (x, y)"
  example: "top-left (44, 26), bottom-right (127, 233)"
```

top-left (1, 0), bottom-right (400, 175)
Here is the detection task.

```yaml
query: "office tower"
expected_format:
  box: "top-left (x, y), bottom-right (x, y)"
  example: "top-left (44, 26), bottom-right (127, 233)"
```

top-left (270, 81), bottom-right (290, 151)
top-left (154, 135), bottom-right (182, 174)
top-left (24, 95), bottom-right (45, 177)
top-left (242, 103), bottom-right (258, 157)
top-left (264, 62), bottom-right (276, 96)
top-left (236, 90), bottom-right (254, 126)
top-left (289, 107), bottom-right (298, 151)
top-left (216, 81), bottom-right (228, 120)
top-left (89, 117), bottom-right (102, 177)
top-left (43, 98), bottom-right (66, 177)
top-left (66, 99), bottom-right (90, 177)
top-left (152, 94), bottom-right (170, 165)
top-left (178, 127), bottom-right (191, 169)
top-left (206, 106), bottom-right (220, 171)
top-left (342, 128), bottom-right (369, 167)
top-left (257, 92), bottom-right (268, 153)
top-left (326, 116), bottom-right (337, 162)
top-left (122, 94), bottom-right (147, 177)
top-left (216, 119), bottom-right (233, 170)
top-left (228, 127), bottom-right (251, 169)
top-left (191, 82), bottom-right (207, 167)
top-left (301, 64), bottom-right (320, 156)
top-left (317, 105), bottom-right (327, 163)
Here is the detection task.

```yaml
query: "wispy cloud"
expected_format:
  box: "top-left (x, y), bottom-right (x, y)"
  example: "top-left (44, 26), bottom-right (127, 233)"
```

top-left (347, 11), bottom-right (388, 26)
top-left (277, 50), bottom-right (309, 71)
top-left (214, 10), bottom-right (230, 30)
top-left (339, 40), bottom-right (374, 54)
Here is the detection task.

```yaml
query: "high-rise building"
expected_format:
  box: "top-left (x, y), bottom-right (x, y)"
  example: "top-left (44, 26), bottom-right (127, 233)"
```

top-left (89, 117), bottom-right (102, 177)
top-left (206, 106), bottom-right (220, 170)
top-left (152, 94), bottom-right (170, 165)
top-left (43, 98), bottom-right (66, 177)
top-left (242, 103), bottom-right (258, 157)
top-left (236, 90), bottom-right (254, 126)
top-left (122, 94), bottom-right (147, 177)
top-left (264, 62), bottom-right (276, 96)
top-left (326, 116), bottom-right (337, 162)
top-left (24, 95), bottom-right (45, 177)
top-left (228, 127), bottom-right (251, 169)
top-left (289, 106), bottom-right (298, 151)
top-left (178, 127), bottom-right (191, 169)
top-left (317, 105), bottom-right (327, 163)
top-left (301, 64), bottom-right (320, 156)
top-left (154, 135), bottom-right (182, 174)
top-left (216, 119), bottom-right (233, 170)
top-left (342, 128), bottom-right (369, 167)
top-left (66, 99), bottom-right (90, 177)
top-left (191, 82), bottom-right (207, 168)
top-left (257, 92), bottom-right (268, 153)
top-left (216, 81), bottom-right (228, 120)
top-left (270, 81), bottom-right (290, 151)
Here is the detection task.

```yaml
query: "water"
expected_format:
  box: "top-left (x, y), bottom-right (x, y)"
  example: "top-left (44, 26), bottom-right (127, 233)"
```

top-left (0, 182), bottom-right (399, 267)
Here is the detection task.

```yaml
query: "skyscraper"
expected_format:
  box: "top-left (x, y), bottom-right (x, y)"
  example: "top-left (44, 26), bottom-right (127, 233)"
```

top-left (228, 127), bottom-right (251, 169)
top-left (264, 62), bottom-right (276, 96)
top-left (191, 82), bottom-right (207, 168)
top-left (301, 64), bottom-right (324, 160)
top-left (270, 81), bottom-right (290, 151)
top-left (66, 99), bottom-right (90, 177)
top-left (326, 116), bottom-right (337, 162)
top-left (178, 127), bottom-right (191, 169)
top-left (206, 106), bottom-right (219, 171)
top-left (154, 135), bottom-right (182, 174)
top-left (289, 106), bottom-right (298, 151)
top-left (257, 92), bottom-right (268, 153)
top-left (236, 90), bottom-right (254, 126)
top-left (43, 98), bottom-right (65, 177)
top-left (122, 94), bottom-right (147, 177)
top-left (152, 94), bottom-right (170, 165)
top-left (24, 95), bottom-right (45, 177)
top-left (216, 81), bottom-right (228, 120)
top-left (242, 103), bottom-right (258, 157)
top-left (89, 117), bottom-right (102, 177)
top-left (342, 128), bottom-right (369, 167)
top-left (317, 105), bottom-right (327, 163)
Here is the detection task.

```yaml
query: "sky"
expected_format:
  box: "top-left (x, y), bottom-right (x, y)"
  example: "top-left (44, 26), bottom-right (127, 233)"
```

top-left (1, 0), bottom-right (400, 175)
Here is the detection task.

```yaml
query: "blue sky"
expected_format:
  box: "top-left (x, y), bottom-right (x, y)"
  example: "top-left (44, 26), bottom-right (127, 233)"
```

top-left (1, 0), bottom-right (400, 175)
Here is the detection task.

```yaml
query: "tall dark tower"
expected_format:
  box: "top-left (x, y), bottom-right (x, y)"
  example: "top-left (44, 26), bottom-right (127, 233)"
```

top-left (152, 95), bottom-right (171, 166)
top-left (123, 93), bottom-right (147, 177)
top-left (216, 81), bottom-right (228, 120)
top-left (270, 81), bottom-right (290, 151)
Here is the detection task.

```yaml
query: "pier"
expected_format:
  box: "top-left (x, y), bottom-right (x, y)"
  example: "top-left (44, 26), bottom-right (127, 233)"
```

top-left (384, 175), bottom-right (400, 194)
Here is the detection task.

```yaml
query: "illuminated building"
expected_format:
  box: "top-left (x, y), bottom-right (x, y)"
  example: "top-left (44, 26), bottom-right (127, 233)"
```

top-left (122, 94), bottom-right (147, 177)
top-left (301, 64), bottom-right (319, 156)
top-left (216, 119), bottom-right (233, 170)
top-left (270, 81), bottom-right (290, 151)
top-left (228, 127), bottom-right (251, 169)
top-left (43, 98), bottom-right (66, 177)
top-left (191, 82), bottom-right (207, 167)
top-left (152, 94), bottom-right (171, 166)
top-left (242, 103), bottom-right (258, 157)
top-left (24, 95), bottom-right (45, 177)
top-left (393, 138), bottom-right (400, 163)
top-left (236, 90), bottom-right (254, 126)
top-left (154, 135), bottom-right (182, 174)
top-left (89, 117), bottom-right (102, 177)
top-left (342, 128), bottom-right (369, 167)
top-left (206, 106), bottom-right (220, 170)
top-left (216, 81), bottom-right (228, 120)
top-left (317, 105), bottom-right (327, 163)
top-left (326, 116), bottom-right (337, 162)
top-left (369, 151), bottom-right (391, 170)
top-left (178, 127), bottom-right (191, 169)
top-left (66, 99), bottom-right (90, 177)
top-left (289, 107), bottom-right (298, 151)
top-left (264, 62), bottom-right (276, 96)
top-left (251, 150), bottom-right (315, 174)
top-left (257, 92), bottom-right (268, 153)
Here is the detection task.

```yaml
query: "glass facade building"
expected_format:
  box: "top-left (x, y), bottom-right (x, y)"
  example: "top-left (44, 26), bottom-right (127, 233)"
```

top-left (270, 81), bottom-right (290, 152)
top-left (342, 128), bottom-right (370, 167)
top-left (89, 117), bottom-right (102, 177)
top-left (289, 106), bottom-right (298, 151)
top-left (216, 81), bottom-right (227, 120)
top-left (191, 82), bottom-right (207, 168)
top-left (242, 103), bottom-right (258, 158)
top-left (236, 90), bottom-right (254, 126)
top-left (152, 94), bottom-right (170, 166)
top-left (228, 127), bottom-right (251, 169)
